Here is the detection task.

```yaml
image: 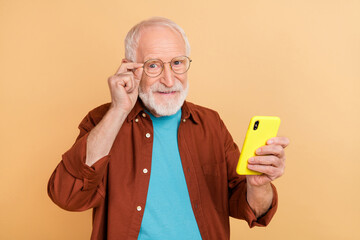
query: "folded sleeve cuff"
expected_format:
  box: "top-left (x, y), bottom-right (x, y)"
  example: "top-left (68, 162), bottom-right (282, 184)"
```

top-left (62, 132), bottom-right (110, 191)
top-left (230, 182), bottom-right (278, 228)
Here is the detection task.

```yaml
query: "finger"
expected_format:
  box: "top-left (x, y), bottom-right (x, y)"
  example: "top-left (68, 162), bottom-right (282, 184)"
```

top-left (110, 72), bottom-right (139, 94)
top-left (248, 164), bottom-right (276, 175)
top-left (123, 75), bottom-right (134, 92)
top-left (133, 66), bottom-right (144, 80)
top-left (116, 62), bottom-right (143, 75)
top-left (108, 74), bottom-right (133, 90)
top-left (267, 137), bottom-right (290, 148)
top-left (248, 155), bottom-right (282, 167)
top-left (247, 164), bottom-right (284, 180)
top-left (256, 144), bottom-right (284, 157)
top-left (109, 73), bottom-right (128, 85)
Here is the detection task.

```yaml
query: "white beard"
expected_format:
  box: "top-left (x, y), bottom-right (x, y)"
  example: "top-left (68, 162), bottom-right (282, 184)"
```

top-left (139, 80), bottom-right (189, 116)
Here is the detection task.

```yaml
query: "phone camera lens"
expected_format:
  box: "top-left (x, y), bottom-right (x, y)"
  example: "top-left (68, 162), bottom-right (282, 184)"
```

top-left (254, 121), bottom-right (259, 130)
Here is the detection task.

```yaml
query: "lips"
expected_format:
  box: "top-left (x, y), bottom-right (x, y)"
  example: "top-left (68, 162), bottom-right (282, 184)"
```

top-left (157, 91), bottom-right (177, 94)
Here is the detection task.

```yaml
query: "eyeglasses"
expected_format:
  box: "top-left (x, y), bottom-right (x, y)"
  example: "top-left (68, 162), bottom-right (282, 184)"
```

top-left (142, 56), bottom-right (192, 78)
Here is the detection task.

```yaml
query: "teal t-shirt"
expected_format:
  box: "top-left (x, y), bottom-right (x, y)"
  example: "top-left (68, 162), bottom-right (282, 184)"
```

top-left (137, 109), bottom-right (202, 240)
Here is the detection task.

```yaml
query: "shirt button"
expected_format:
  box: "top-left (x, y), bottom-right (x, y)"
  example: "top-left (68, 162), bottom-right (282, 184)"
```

top-left (142, 113), bottom-right (146, 118)
top-left (143, 168), bottom-right (148, 174)
top-left (137, 206), bottom-right (142, 211)
top-left (145, 133), bottom-right (151, 138)
top-left (183, 119), bottom-right (186, 122)
top-left (135, 118), bottom-right (139, 122)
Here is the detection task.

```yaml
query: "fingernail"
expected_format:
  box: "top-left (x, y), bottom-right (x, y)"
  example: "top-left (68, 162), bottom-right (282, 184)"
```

top-left (268, 139), bottom-right (273, 144)
top-left (256, 148), bottom-right (261, 154)
top-left (248, 157), bottom-right (254, 163)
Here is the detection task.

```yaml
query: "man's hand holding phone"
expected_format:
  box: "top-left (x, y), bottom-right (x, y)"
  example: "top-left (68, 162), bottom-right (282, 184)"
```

top-left (246, 136), bottom-right (289, 186)
top-left (245, 137), bottom-right (289, 218)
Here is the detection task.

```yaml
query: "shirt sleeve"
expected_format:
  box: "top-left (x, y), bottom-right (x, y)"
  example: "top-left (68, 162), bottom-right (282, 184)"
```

top-left (47, 110), bottom-right (110, 211)
top-left (220, 118), bottom-right (278, 227)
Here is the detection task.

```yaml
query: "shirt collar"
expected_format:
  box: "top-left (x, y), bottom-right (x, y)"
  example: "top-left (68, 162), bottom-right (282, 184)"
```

top-left (126, 98), bottom-right (146, 122)
top-left (181, 100), bottom-right (199, 124)
top-left (126, 98), bottom-right (199, 124)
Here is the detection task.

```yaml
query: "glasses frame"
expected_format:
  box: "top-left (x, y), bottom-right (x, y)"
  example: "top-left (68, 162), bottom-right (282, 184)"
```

top-left (142, 55), bottom-right (192, 78)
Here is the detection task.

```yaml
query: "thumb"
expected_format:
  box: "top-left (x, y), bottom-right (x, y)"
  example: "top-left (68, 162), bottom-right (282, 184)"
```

top-left (133, 67), bottom-right (144, 80)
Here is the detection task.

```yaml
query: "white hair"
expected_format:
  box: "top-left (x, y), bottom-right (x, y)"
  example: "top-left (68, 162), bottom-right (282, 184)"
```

top-left (124, 17), bottom-right (191, 62)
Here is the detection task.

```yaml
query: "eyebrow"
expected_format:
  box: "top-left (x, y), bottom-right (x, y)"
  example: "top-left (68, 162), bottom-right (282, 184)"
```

top-left (144, 55), bottom-right (186, 62)
top-left (144, 53), bottom-right (186, 60)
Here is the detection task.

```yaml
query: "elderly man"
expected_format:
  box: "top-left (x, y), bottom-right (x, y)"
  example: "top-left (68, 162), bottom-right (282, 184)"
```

top-left (48, 17), bottom-right (289, 240)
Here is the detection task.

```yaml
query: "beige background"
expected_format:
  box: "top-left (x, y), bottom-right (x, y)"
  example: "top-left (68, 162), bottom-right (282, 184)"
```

top-left (1, 0), bottom-right (359, 239)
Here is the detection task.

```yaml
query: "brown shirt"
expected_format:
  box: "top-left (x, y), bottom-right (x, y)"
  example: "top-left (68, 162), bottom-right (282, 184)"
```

top-left (48, 100), bottom-right (278, 240)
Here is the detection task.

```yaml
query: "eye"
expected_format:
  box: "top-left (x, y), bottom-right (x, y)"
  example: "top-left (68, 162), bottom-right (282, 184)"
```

top-left (149, 63), bottom-right (158, 68)
top-left (173, 60), bottom-right (182, 65)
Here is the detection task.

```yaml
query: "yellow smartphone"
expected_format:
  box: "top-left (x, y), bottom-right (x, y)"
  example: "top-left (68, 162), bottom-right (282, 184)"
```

top-left (236, 116), bottom-right (281, 175)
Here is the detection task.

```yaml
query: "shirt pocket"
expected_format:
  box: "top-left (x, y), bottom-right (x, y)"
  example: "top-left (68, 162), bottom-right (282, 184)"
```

top-left (201, 161), bottom-right (228, 214)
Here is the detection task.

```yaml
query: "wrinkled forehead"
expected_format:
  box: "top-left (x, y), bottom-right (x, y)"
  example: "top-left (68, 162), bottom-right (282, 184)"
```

top-left (136, 26), bottom-right (186, 62)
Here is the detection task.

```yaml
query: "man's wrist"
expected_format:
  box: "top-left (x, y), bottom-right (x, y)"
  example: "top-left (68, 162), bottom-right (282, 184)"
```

top-left (246, 182), bottom-right (273, 218)
top-left (108, 104), bottom-right (131, 117)
top-left (247, 181), bottom-right (272, 192)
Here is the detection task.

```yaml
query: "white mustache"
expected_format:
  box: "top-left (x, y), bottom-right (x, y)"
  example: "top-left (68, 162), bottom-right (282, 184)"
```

top-left (150, 81), bottom-right (183, 93)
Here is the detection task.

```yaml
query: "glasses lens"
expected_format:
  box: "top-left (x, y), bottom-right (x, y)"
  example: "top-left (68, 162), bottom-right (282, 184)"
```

top-left (144, 60), bottom-right (163, 77)
top-left (171, 56), bottom-right (190, 74)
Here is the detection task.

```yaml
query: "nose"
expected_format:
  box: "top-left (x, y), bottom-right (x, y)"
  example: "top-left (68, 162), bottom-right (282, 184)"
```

top-left (159, 63), bottom-right (175, 87)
